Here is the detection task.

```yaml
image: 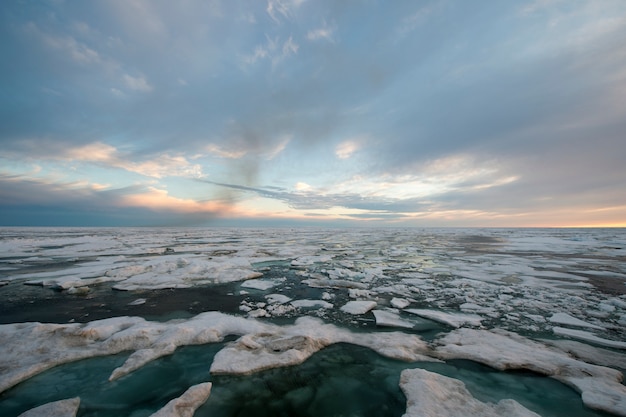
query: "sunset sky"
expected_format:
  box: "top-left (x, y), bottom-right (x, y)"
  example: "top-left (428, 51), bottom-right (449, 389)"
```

top-left (1, 0), bottom-right (625, 227)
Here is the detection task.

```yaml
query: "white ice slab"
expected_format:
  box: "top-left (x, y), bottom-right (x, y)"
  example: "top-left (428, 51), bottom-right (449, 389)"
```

top-left (290, 299), bottom-right (334, 309)
top-left (340, 300), bottom-right (377, 315)
top-left (210, 316), bottom-right (434, 375)
top-left (372, 310), bottom-right (414, 329)
top-left (241, 279), bottom-right (277, 290)
top-left (148, 382), bottom-right (212, 417)
top-left (405, 309), bottom-right (483, 328)
top-left (549, 313), bottom-right (604, 330)
top-left (390, 298), bottom-right (410, 309)
top-left (553, 327), bottom-right (626, 350)
top-left (400, 369), bottom-right (540, 417)
top-left (435, 328), bottom-right (626, 416)
top-left (17, 397), bottom-right (80, 417)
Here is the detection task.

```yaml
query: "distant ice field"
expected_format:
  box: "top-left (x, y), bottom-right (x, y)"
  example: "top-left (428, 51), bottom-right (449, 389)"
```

top-left (0, 227), bottom-right (625, 417)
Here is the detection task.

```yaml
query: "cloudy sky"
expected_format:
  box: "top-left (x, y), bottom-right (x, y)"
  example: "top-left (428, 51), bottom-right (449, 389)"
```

top-left (1, 0), bottom-right (625, 227)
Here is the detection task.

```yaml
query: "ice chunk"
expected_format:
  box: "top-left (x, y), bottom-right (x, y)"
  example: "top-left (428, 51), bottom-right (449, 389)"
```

top-left (435, 328), bottom-right (626, 416)
top-left (405, 309), bottom-right (483, 328)
top-left (210, 316), bottom-right (434, 375)
top-left (290, 299), bottom-right (334, 309)
top-left (552, 327), bottom-right (626, 350)
top-left (372, 310), bottom-right (414, 329)
top-left (265, 294), bottom-right (292, 304)
top-left (149, 382), bottom-right (212, 417)
top-left (549, 312), bottom-right (603, 330)
top-left (340, 301), bottom-right (377, 315)
top-left (390, 298), bottom-right (410, 309)
top-left (241, 279), bottom-right (278, 290)
top-left (302, 278), bottom-right (368, 289)
top-left (400, 369), bottom-right (540, 417)
top-left (17, 397), bottom-right (80, 417)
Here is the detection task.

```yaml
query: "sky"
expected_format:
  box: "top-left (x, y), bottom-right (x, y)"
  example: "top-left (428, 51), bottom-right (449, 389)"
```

top-left (1, 0), bottom-right (625, 227)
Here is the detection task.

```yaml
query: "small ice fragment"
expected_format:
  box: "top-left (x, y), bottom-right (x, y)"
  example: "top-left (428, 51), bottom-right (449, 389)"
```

top-left (390, 298), bottom-right (410, 309)
top-left (265, 294), bottom-right (292, 304)
top-left (340, 300), bottom-right (377, 315)
top-left (128, 298), bottom-right (147, 306)
top-left (372, 310), bottom-right (414, 329)
top-left (240, 279), bottom-right (277, 290)
top-left (290, 299), bottom-right (334, 309)
top-left (321, 291), bottom-right (334, 300)
top-left (405, 309), bottom-right (483, 328)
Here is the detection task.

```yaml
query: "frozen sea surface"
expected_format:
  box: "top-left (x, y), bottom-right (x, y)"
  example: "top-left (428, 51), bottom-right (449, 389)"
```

top-left (1, 227), bottom-right (625, 417)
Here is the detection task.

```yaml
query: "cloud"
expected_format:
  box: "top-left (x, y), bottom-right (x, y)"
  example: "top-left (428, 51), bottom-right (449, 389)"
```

top-left (306, 21), bottom-right (335, 42)
top-left (335, 140), bottom-right (360, 159)
top-left (266, 0), bottom-right (305, 23)
top-left (123, 73), bottom-right (153, 92)
top-left (0, 174), bottom-right (233, 226)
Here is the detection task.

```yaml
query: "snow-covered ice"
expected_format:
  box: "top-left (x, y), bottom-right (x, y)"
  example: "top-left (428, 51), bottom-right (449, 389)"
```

top-left (2, 227), bottom-right (626, 416)
top-left (405, 309), bottom-right (483, 328)
top-left (400, 369), bottom-right (540, 417)
top-left (340, 300), bottom-right (377, 315)
top-left (17, 397), bottom-right (80, 417)
top-left (148, 382), bottom-right (212, 417)
top-left (435, 328), bottom-right (626, 416)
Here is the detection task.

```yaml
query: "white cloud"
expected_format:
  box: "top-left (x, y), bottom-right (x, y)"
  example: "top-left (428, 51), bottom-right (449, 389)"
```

top-left (123, 74), bottom-right (154, 92)
top-left (63, 142), bottom-right (202, 179)
top-left (282, 36), bottom-right (299, 56)
top-left (295, 182), bottom-right (311, 192)
top-left (266, 0), bottom-right (305, 23)
top-left (335, 140), bottom-right (360, 159)
top-left (307, 24), bottom-right (335, 42)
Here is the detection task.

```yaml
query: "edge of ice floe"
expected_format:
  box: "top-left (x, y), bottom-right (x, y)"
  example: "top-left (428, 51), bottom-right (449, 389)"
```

top-left (148, 382), bottom-right (212, 417)
top-left (434, 328), bottom-right (626, 417)
top-left (17, 397), bottom-right (80, 417)
top-left (400, 369), bottom-right (540, 417)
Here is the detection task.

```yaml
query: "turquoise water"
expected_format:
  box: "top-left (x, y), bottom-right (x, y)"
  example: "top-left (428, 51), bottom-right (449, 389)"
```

top-left (0, 343), bottom-right (612, 417)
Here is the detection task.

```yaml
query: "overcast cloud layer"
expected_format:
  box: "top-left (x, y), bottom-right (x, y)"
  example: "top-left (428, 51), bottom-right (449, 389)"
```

top-left (1, 0), bottom-right (625, 227)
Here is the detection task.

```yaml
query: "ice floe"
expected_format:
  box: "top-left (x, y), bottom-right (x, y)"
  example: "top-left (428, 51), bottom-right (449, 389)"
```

top-left (400, 369), bottom-right (540, 417)
top-left (290, 299), bottom-right (334, 309)
top-left (405, 309), bottom-right (483, 328)
top-left (390, 297), bottom-right (411, 309)
top-left (552, 327), bottom-right (626, 350)
top-left (0, 311), bottom-right (432, 394)
top-left (435, 328), bottom-right (626, 416)
top-left (210, 316), bottom-right (434, 375)
top-left (17, 397), bottom-right (80, 417)
top-left (149, 382), bottom-right (212, 417)
top-left (372, 310), bottom-right (415, 329)
top-left (549, 312), bottom-right (604, 330)
top-left (340, 300), bottom-right (377, 315)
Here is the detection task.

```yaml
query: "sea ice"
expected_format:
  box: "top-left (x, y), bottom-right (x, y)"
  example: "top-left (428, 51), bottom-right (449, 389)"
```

top-left (390, 297), bottom-right (410, 309)
top-left (265, 293), bottom-right (292, 304)
top-left (405, 309), bottom-right (483, 328)
top-left (399, 369), bottom-right (540, 417)
top-left (435, 328), bottom-right (626, 416)
top-left (372, 310), bottom-right (415, 329)
top-left (240, 279), bottom-right (278, 290)
top-left (340, 300), bottom-right (377, 315)
top-left (549, 312), bottom-right (604, 330)
top-left (210, 316), bottom-right (434, 375)
top-left (290, 299), bottom-right (334, 309)
top-left (17, 397), bottom-right (80, 417)
top-left (552, 327), bottom-right (626, 350)
top-left (149, 382), bottom-right (212, 417)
